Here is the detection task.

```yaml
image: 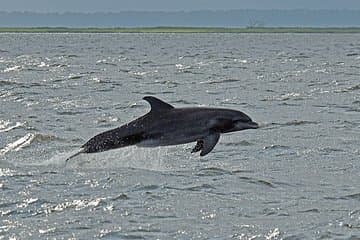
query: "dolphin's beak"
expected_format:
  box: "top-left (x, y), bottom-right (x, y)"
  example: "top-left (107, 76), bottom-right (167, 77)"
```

top-left (234, 120), bottom-right (259, 130)
top-left (247, 121), bottom-right (259, 129)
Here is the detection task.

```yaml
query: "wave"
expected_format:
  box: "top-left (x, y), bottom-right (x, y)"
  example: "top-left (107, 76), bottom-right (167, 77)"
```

top-left (196, 167), bottom-right (233, 176)
top-left (3, 65), bottom-right (21, 73)
top-left (282, 120), bottom-right (319, 126)
top-left (0, 79), bottom-right (21, 86)
top-left (200, 78), bottom-right (241, 85)
top-left (96, 59), bottom-right (118, 66)
top-left (41, 198), bottom-right (103, 214)
top-left (238, 176), bottom-right (276, 188)
top-left (263, 144), bottom-right (290, 150)
top-left (334, 84), bottom-right (360, 93)
top-left (175, 63), bottom-right (192, 70)
top-left (261, 92), bottom-right (305, 101)
top-left (0, 120), bottom-right (24, 132)
top-left (259, 120), bottom-right (319, 130)
top-left (346, 53), bottom-right (359, 56)
top-left (67, 74), bottom-right (83, 80)
top-left (0, 133), bottom-right (35, 155)
top-left (0, 133), bottom-right (61, 156)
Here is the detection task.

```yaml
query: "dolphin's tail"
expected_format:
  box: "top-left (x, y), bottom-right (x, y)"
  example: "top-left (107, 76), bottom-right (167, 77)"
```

top-left (65, 148), bottom-right (86, 166)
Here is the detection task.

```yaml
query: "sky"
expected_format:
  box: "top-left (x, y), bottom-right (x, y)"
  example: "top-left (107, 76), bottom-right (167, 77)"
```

top-left (2, 0), bottom-right (360, 12)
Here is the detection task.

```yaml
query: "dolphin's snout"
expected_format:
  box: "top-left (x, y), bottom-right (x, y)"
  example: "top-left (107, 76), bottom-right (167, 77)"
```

top-left (234, 120), bottom-right (259, 130)
top-left (248, 121), bottom-right (259, 129)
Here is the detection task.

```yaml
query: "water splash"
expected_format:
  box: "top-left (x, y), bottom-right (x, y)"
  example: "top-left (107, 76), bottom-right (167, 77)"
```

top-left (0, 120), bottom-right (24, 133)
top-left (0, 133), bottom-right (35, 156)
top-left (44, 145), bottom-right (187, 171)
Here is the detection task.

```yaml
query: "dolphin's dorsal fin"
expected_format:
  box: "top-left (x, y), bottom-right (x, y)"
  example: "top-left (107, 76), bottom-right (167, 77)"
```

top-left (143, 96), bottom-right (174, 113)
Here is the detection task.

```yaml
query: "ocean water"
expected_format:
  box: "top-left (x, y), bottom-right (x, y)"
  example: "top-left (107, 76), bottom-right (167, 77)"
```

top-left (0, 33), bottom-right (359, 239)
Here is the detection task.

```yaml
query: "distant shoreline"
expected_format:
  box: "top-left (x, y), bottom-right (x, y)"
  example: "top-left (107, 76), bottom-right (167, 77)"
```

top-left (1, 27), bottom-right (360, 33)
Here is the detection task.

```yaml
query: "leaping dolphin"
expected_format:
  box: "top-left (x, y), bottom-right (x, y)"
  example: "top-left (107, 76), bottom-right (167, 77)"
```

top-left (66, 96), bottom-right (258, 163)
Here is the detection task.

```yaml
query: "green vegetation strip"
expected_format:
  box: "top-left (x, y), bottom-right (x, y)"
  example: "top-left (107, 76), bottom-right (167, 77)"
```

top-left (1, 27), bottom-right (360, 33)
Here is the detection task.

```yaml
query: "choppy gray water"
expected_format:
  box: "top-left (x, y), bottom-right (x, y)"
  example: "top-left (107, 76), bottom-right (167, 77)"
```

top-left (0, 33), bottom-right (359, 239)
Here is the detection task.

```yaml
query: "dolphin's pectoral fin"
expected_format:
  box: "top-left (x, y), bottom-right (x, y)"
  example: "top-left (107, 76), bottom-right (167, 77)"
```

top-left (199, 131), bottom-right (220, 156)
top-left (191, 132), bottom-right (220, 156)
top-left (191, 140), bottom-right (204, 153)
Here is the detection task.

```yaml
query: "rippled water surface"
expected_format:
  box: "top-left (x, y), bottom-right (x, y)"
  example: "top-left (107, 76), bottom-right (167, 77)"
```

top-left (0, 33), bottom-right (359, 239)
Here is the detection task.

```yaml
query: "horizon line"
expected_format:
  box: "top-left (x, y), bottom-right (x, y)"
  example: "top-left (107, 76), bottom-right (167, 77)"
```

top-left (1, 8), bottom-right (360, 14)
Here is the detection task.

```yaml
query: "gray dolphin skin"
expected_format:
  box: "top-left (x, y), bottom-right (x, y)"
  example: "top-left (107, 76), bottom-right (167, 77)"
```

top-left (66, 96), bottom-right (258, 163)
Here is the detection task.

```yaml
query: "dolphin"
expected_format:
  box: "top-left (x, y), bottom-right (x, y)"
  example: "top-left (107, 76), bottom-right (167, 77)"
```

top-left (65, 96), bottom-right (258, 163)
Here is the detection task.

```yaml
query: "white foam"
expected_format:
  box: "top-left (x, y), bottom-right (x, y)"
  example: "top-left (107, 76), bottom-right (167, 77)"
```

top-left (175, 63), bottom-right (191, 70)
top-left (3, 65), bottom-right (21, 73)
top-left (0, 120), bottom-right (10, 130)
top-left (37, 62), bottom-right (49, 67)
top-left (0, 120), bottom-right (24, 132)
top-left (128, 71), bottom-right (149, 76)
top-left (234, 59), bottom-right (248, 63)
top-left (0, 133), bottom-right (35, 156)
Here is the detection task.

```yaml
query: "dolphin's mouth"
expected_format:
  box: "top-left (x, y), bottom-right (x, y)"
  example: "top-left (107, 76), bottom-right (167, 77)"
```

top-left (232, 120), bottom-right (259, 130)
top-left (234, 120), bottom-right (259, 129)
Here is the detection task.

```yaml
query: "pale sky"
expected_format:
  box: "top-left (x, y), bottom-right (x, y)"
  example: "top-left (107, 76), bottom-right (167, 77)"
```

top-left (2, 0), bottom-right (360, 12)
